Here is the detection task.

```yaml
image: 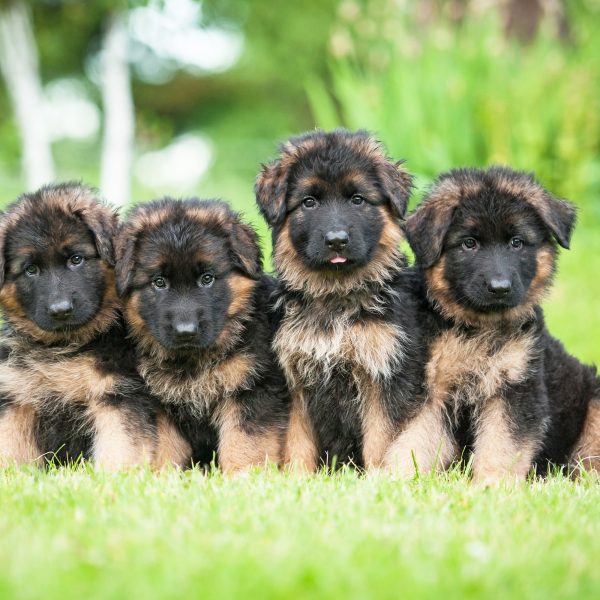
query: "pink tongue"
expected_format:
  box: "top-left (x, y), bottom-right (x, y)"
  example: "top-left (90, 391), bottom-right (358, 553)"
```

top-left (330, 256), bottom-right (347, 264)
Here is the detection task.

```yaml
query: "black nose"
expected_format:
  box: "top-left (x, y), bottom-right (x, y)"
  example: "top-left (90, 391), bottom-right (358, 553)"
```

top-left (325, 230), bottom-right (349, 251)
top-left (47, 300), bottom-right (73, 319)
top-left (487, 279), bottom-right (512, 296)
top-left (174, 321), bottom-right (199, 341)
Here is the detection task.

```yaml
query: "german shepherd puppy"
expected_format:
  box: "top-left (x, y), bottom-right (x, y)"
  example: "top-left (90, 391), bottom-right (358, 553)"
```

top-left (255, 129), bottom-right (426, 472)
top-left (115, 198), bottom-right (289, 472)
top-left (0, 183), bottom-right (159, 469)
top-left (403, 166), bottom-right (600, 482)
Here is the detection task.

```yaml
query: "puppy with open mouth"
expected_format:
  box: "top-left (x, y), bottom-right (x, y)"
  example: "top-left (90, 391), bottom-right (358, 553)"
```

top-left (256, 129), bottom-right (427, 472)
top-left (115, 198), bottom-right (289, 472)
top-left (400, 166), bottom-right (600, 482)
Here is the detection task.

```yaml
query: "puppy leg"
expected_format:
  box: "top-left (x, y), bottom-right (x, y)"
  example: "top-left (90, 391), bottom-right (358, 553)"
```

top-left (361, 385), bottom-right (394, 469)
top-left (217, 398), bottom-right (282, 475)
top-left (472, 397), bottom-right (535, 484)
top-left (283, 391), bottom-right (318, 473)
top-left (383, 400), bottom-right (457, 478)
top-left (570, 398), bottom-right (600, 474)
top-left (153, 411), bottom-right (192, 469)
top-left (91, 402), bottom-right (154, 470)
top-left (0, 403), bottom-right (41, 466)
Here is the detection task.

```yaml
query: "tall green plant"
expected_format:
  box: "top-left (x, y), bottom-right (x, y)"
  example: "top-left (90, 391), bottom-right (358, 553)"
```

top-left (309, 1), bottom-right (600, 218)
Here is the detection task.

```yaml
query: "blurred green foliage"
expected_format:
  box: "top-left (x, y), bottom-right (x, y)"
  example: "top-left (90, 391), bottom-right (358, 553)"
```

top-left (0, 0), bottom-right (599, 363)
top-left (311, 1), bottom-right (600, 219)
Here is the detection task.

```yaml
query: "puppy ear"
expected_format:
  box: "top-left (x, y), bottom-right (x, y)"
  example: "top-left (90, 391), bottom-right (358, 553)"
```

top-left (78, 206), bottom-right (118, 266)
top-left (405, 201), bottom-right (456, 269)
top-left (229, 221), bottom-right (263, 279)
top-left (114, 223), bottom-right (138, 297)
top-left (255, 160), bottom-right (288, 226)
top-left (378, 160), bottom-right (413, 218)
top-left (527, 192), bottom-right (577, 249)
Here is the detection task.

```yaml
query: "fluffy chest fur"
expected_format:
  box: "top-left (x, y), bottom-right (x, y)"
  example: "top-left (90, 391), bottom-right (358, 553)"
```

top-left (137, 352), bottom-right (257, 418)
top-left (274, 294), bottom-right (407, 388)
top-left (0, 350), bottom-right (118, 410)
top-left (426, 326), bottom-right (537, 413)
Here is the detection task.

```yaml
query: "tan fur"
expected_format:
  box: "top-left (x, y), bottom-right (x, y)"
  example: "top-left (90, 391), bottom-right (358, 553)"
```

top-left (360, 377), bottom-right (395, 468)
top-left (152, 411), bottom-right (192, 469)
top-left (570, 399), bottom-right (600, 473)
top-left (273, 208), bottom-right (405, 298)
top-left (383, 400), bottom-right (458, 478)
top-left (283, 391), bottom-right (318, 472)
top-left (217, 397), bottom-right (282, 473)
top-left (492, 170), bottom-right (558, 224)
top-left (0, 185), bottom-right (116, 248)
top-left (412, 176), bottom-right (481, 234)
top-left (123, 292), bottom-right (156, 352)
top-left (123, 202), bottom-right (235, 243)
top-left (227, 274), bottom-right (257, 317)
top-left (0, 353), bottom-right (116, 407)
top-left (0, 349), bottom-right (154, 469)
top-left (275, 306), bottom-right (406, 388)
top-left (90, 403), bottom-right (154, 470)
top-left (426, 328), bottom-right (535, 413)
top-left (416, 328), bottom-right (538, 482)
top-left (138, 351), bottom-right (256, 417)
top-left (472, 397), bottom-right (537, 483)
top-left (0, 404), bottom-right (41, 466)
top-left (524, 246), bottom-right (555, 306)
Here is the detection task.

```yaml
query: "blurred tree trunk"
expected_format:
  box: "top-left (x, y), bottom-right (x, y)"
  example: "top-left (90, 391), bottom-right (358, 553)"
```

top-left (0, 0), bottom-right (55, 189)
top-left (99, 11), bottom-right (134, 208)
top-left (502, 0), bottom-right (570, 42)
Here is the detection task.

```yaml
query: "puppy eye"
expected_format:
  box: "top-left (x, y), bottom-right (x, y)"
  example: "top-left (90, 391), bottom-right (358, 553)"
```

top-left (302, 196), bottom-right (317, 209)
top-left (69, 254), bottom-right (84, 266)
top-left (510, 237), bottom-right (524, 249)
top-left (152, 276), bottom-right (168, 289)
top-left (199, 273), bottom-right (214, 287)
top-left (25, 264), bottom-right (39, 276)
top-left (350, 194), bottom-right (364, 205)
top-left (462, 238), bottom-right (479, 250)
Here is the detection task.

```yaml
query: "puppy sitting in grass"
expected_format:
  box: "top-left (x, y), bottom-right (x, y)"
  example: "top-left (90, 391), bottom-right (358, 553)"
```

top-left (399, 167), bottom-right (600, 482)
top-left (255, 129), bottom-right (427, 472)
top-left (0, 183), bottom-right (160, 469)
top-left (115, 198), bottom-right (289, 472)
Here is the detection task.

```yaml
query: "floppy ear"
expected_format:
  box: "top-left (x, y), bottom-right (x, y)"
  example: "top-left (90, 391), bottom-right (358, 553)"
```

top-left (378, 160), bottom-right (414, 218)
top-left (229, 221), bottom-right (263, 279)
top-left (78, 206), bottom-right (118, 266)
top-left (255, 160), bottom-right (289, 226)
top-left (114, 223), bottom-right (138, 297)
top-left (527, 192), bottom-right (577, 249)
top-left (404, 200), bottom-right (456, 269)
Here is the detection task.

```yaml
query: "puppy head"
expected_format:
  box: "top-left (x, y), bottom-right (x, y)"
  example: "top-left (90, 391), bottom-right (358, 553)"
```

top-left (0, 183), bottom-right (119, 344)
top-left (255, 129), bottom-right (412, 296)
top-left (405, 167), bottom-right (576, 325)
top-left (116, 198), bottom-right (262, 357)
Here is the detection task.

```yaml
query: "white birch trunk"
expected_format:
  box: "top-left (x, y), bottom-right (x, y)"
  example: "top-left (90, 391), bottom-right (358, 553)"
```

top-left (99, 12), bottom-right (134, 208)
top-left (0, 0), bottom-right (55, 189)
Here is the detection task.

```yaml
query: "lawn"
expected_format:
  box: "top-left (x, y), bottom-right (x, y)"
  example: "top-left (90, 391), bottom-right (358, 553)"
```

top-left (0, 466), bottom-right (599, 600)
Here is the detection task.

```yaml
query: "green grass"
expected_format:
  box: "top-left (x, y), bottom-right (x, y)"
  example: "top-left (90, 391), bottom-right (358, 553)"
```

top-left (0, 466), bottom-right (599, 600)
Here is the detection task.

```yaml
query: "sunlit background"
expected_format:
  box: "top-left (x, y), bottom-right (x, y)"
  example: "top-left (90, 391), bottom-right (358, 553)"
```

top-left (0, 0), bottom-right (599, 362)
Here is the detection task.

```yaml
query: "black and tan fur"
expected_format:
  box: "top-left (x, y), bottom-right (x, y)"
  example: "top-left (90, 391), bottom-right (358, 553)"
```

top-left (256, 129), bottom-right (427, 472)
top-left (402, 167), bottom-right (599, 482)
top-left (0, 183), bottom-right (163, 469)
top-left (115, 198), bottom-right (289, 472)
